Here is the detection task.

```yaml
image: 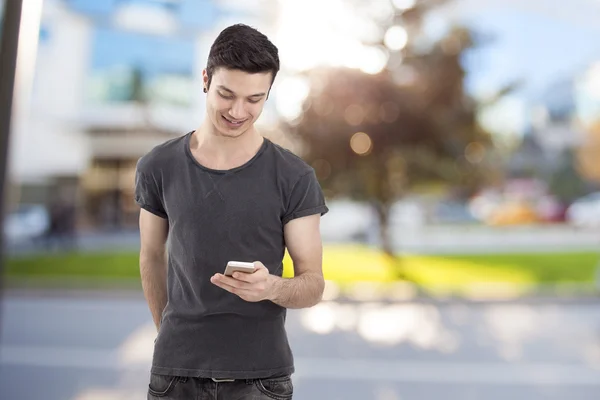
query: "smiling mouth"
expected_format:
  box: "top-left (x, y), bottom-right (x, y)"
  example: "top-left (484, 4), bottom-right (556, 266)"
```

top-left (222, 115), bottom-right (246, 125)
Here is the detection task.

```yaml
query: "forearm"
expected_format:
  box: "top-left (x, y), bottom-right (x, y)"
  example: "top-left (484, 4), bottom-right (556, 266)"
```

top-left (268, 271), bottom-right (325, 309)
top-left (140, 253), bottom-right (168, 331)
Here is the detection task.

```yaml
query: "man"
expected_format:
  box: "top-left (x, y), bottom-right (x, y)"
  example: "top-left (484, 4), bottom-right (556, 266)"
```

top-left (135, 24), bottom-right (328, 399)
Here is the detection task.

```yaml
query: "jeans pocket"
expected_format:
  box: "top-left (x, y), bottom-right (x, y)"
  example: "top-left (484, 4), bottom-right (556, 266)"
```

top-left (255, 376), bottom-right (293, 399)
top-left (148, 374), bottom-right (185, 397)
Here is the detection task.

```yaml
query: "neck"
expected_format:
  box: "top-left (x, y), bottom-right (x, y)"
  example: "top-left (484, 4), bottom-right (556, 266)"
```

top-left (191, 119), bottom-right (263, 161)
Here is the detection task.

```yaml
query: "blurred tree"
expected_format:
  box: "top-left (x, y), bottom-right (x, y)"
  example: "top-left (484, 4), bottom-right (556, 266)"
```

top-left (577, 120), bottom-right (600, 184)
top-left (548, 149), bottom-right (589, 204)
top-left (285, 1), bottom-right (495, 278)
top-left (130, 66), bottom-right (147, 105)
top-left (129, 65), bottom-right (154, 127)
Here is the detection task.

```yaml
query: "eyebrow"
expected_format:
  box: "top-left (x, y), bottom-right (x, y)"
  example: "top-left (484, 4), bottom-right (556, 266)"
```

top-left (217, 85), bottom-right (266, 98)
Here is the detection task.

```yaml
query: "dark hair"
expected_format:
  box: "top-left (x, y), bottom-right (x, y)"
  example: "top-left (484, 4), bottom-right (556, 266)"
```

top-left (206, 24), bottom-right (280, 89)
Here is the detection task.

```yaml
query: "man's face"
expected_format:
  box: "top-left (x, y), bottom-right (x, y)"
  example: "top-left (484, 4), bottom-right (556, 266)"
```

top-left (204, 68), bottom-right (272, 138)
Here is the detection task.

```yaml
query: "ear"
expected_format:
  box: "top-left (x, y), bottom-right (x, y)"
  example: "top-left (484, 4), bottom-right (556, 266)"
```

top-left (202, 69), bottom-right (209, 89)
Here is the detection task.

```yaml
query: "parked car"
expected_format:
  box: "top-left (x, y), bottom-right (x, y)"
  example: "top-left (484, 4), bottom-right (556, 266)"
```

top-left (536, 195), bottom-right (568, 223)
top-left (389, 199), bottom-right (426, 227)
top-left (566, 192), bottom-right (600, 228)
top-left (3, 204), bottom-right (50, 244)
top-left (487, 200), bottom-right (540, 226)
top-left (432, 200), bottom-right (478, 224)
top-left (319, 199), bottom-right (373, 242)
top-left (468, 191), bottom-right (503, 222)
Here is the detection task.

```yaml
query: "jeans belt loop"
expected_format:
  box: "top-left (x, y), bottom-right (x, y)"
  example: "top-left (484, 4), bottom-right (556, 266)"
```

top-left (211, 378), bottom-right (235, 383)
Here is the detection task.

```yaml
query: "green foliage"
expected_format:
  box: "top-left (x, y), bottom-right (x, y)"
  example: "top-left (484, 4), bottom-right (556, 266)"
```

top-left (289, 25), bottom-right (494, 203)
top-left (548, 150), bottom-right (590, 203)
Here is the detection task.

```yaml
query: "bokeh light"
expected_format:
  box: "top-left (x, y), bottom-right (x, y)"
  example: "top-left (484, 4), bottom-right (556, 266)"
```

top-left (350, 132), bottom-right (373, 155)
top-left (464, 142), bottom-right (486, 164)
top-left (384, 26), bottom-right (408, 51)
top-left (344, 104), bottom-right (366, 126)
top-left (392, 0), bottom-right (417, 10)
top-left (312, 159), bottom-right (332, 180)
top-left (359, 46), bottom-right (389, 75)
top-left (274, 75), bottom-right (310, 120)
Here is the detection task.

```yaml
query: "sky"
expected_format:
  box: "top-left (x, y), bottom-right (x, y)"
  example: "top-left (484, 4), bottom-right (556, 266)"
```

top-left (448, 1), bottom-right (600, 138)
top-left (461, 8), bottom-right (600, 101)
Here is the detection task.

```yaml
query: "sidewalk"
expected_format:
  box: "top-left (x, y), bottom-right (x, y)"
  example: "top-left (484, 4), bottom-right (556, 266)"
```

top-left (4, 279), bottom-right (598, 304)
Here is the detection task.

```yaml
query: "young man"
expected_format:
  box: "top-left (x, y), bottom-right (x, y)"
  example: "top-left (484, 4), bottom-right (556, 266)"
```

top-left (135, 24), bottom-right (328, 399)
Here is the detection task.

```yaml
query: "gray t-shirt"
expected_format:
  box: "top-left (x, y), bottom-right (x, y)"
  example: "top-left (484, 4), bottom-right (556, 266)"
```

top-left (134, 132), bottom-right (328, 379)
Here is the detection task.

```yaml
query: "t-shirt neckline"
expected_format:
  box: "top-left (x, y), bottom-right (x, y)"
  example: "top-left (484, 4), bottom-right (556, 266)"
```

top-left (184, 131), bottom-right (269, 174)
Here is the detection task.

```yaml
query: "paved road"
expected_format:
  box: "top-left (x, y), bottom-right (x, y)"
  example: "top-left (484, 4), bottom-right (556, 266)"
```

top-left (1, 293), bottom-right (600, 399)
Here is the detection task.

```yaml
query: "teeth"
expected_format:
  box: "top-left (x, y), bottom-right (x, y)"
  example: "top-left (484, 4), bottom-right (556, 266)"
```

top-left (224, 116), bottom-right (243, 124)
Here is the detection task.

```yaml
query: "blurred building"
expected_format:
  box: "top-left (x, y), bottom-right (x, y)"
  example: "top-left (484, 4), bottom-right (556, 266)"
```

top-left (574, 61), bottom-right (600, 183)
top-left (8, 0), bottom-right (271, 230)
top-left (507, 130), bottom-right (548, 178)
top-left (510, 75), bottom-right (588, 177)
top-left (533, 78), bottom-right (584, 154)
top-left (575, 62), bottom-right (600, 128)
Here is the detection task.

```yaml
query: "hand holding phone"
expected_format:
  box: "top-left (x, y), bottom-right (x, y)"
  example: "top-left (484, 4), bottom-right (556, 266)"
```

top-left (224, 261), bottom-right (256, 277)
top-left (212, 261), bottom-right (273, 303)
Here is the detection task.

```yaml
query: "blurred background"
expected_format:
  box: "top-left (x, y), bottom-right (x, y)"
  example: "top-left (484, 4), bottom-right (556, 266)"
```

top-left (1, 0), bottom-right (600, 399)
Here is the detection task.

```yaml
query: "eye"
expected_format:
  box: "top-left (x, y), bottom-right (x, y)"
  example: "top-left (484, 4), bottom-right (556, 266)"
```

top-left (248, 98), bottom-right (261, 104)
top-left (218, 92), bottom-right (234, 100)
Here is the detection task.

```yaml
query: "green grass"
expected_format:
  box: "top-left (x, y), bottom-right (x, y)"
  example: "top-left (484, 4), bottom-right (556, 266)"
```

top-left (6, 245), bottom-right (599, 290)
top-left (397, 253), bottom-right (600, 289)
top-left (451, 253), bottom-right (600, 283)
top-left (6, 252), bottom-right (141, 279)
top-left (283, 245), bottom-right (600, 288)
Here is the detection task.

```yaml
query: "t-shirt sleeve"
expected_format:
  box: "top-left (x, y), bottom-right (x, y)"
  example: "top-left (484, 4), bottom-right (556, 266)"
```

top-left (282, 170), bottom-right (329, 225)
top-left (134, 164), bottom-right (168, 219)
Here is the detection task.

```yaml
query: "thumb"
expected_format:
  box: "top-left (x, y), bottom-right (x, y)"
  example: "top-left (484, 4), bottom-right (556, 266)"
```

top-left (253, 261), bottom-right (267, 271)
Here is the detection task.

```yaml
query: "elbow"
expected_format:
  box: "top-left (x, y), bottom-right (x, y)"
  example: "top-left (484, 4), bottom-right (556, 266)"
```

top-left (310, 274), bottom-right (326, 307)
top-left (139, 249), bottom-right (166, 270)
top-left (139, 251), bottom-right (153, 268)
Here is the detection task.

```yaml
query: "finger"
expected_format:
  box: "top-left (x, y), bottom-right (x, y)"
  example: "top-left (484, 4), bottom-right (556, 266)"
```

top-left (233, 269), bottom-right (267, 283)
top-left (212, 274), bottom-right (251, 290)
top-left (232, 271), bottom-right (256, 283)
top-left (218, 283), bottom-right (257, 302)
top-left (253, 261), bottom-right (268, 271)
top-left (232, 262), bottom-right (267, 282)
top-left (210, 277), bottom-right (231, 292)
top-left (211, 276), bottom-right (252, 296)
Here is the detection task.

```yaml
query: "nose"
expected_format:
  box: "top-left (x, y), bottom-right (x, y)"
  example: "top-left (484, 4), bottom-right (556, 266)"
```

top-left (229, 100), bottom-right (247, 120)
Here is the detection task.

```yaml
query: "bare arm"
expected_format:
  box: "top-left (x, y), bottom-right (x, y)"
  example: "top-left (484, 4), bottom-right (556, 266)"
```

top-left (139, 209), bottom-right (169, 331)
top-left (269, 214), bottom-right (325, 308)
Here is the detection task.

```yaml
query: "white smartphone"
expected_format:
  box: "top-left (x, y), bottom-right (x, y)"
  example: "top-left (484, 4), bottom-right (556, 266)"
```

top-left (224, 261), bottom-right (256, 277)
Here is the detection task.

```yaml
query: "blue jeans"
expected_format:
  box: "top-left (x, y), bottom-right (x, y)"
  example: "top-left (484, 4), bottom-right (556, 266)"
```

top-left (147, 374), bottom-right (294, 400)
